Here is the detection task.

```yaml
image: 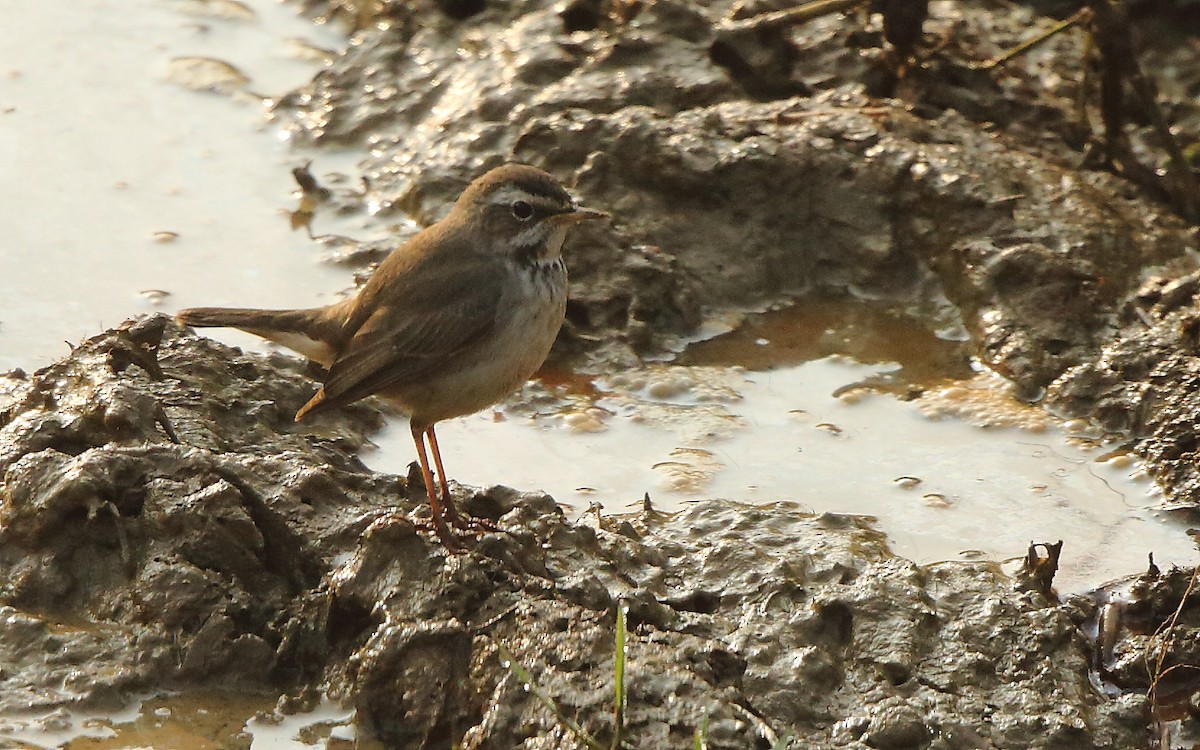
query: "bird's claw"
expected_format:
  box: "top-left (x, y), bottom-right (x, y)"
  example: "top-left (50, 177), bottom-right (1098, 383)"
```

top-left (412, 510), bottom-right (503, 552)
top-left (410, 516), bottom-right (472, 553)
top-left (440, 499), bottom-right (505, 534)
top-left (449, 513), bottom-right (504, 534)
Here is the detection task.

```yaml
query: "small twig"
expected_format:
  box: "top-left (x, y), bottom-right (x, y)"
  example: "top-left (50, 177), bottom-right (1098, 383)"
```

top-left (719, 0), bottom-right (866, 36)
top-left (1147, 566), bottom-right (1200, 708)
top-left (470, 601), bottom-right (522, 634)
top-left (979, 7), bottom-right (1091, 70)
top-left (1021, 540), bottom-right (1064, 598)
top-left (1085, 0), bottom-right (1199, 223)
top-left (728, 700), bottom-right (793, 748)
top-left (763, 105), bottom-right (899, 123)
top-left (156, 402), bottom-right (182, 444)
top-left (103, 501), bottom-right (132, 569)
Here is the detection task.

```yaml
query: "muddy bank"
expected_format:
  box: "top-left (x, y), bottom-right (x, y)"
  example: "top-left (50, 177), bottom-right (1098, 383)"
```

top-left (281, 0), bottom-right (1196, 394)
top-left (0, 319), bottom-right (1148, 747)
top-left (4, 0), bottom-right (1200, 747)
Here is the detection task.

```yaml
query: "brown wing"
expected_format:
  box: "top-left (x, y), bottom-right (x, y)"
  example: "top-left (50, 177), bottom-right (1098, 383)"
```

top-left (295, 255), bottom-right (503, 420)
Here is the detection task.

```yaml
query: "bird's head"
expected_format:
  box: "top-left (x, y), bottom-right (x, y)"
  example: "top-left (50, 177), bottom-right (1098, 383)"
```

top-left (453, 164), bottom-right (608, 264)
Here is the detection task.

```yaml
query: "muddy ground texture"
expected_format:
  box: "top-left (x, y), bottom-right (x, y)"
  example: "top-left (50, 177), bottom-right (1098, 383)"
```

top-left (5, 1), bottom-right (1200, 748)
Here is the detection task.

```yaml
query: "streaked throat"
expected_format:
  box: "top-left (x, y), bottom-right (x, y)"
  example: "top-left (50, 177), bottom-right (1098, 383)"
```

top-left (512, 222), bottom-right (568, 267)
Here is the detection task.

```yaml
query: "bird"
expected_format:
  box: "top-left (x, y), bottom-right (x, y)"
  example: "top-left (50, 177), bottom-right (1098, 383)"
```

top-left (176, 164), bottom-right (607, 549)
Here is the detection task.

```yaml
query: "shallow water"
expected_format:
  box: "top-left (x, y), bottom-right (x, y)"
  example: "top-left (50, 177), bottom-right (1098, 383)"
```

top-left (369, 360), bottom-right (1194, 593)
top-left (366, 302), bottom-right (1196, 594)
top-left (0, 4), bottom-right (360, 741)
top-left (0, 0), bottom-right (346, 372)
top-left (0, 691), bottom-right (366, 750)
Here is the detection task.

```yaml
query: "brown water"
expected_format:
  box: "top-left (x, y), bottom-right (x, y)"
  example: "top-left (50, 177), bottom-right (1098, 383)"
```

top-left (677, 297), bottom-right (973, 386)
top-left (0, 1), bottom-right (366, 746)
top-left (1, 690), bottom-right (368, 750)
top-left (367, 298), bottom-right (1195, 594)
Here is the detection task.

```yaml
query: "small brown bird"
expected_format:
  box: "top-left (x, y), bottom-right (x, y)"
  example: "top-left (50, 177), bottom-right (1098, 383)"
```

top-left (177, 164), bottom-right (607, 548)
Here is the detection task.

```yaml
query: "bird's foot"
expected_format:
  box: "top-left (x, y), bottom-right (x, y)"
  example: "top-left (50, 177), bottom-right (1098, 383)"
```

top-left (452, 514), bottom-right (504, 534)
top-left (411, 517), bottom-right (501, 552)
top-left (411, 516), bottom-right (472, 553)
top-left (442, 502), bottom-right (504, 535)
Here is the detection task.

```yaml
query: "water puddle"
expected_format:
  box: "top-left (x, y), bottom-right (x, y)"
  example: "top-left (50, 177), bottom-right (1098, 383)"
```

top-left (0, 691), bottom-right (367, 750)
top-left (367, 300), bottom-right (1196, 593)
top-left (676, 296), bottom-right (973, 387)
top-left (0, 0), bottom-right (348, 372)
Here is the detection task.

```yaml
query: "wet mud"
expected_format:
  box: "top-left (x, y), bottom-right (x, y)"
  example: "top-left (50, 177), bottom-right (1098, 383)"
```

top-left (5, 0), bottom-right (1200, 748)
top-left (0, 319), bottom-right (1150, 748)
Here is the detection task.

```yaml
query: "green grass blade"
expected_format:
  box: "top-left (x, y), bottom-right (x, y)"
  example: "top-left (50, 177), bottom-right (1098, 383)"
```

top-left (496, 641), bottom-right (609, 750)
top-left (770, 730), bottom-right (794, 749)
top-left (613, 600), bottom-right (628, 750)
top-left (693, 710), bottom-right (708, 750)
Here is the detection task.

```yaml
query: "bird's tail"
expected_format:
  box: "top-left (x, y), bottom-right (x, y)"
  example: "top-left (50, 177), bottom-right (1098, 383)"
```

top-left (175, 306), bottom-right (340, 367)
top-left (176, 306), bottom-right (312, 332)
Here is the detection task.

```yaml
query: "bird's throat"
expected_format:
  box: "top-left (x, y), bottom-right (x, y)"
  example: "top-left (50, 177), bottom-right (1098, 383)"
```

top-left (512, 224), bottom-right (567, 267)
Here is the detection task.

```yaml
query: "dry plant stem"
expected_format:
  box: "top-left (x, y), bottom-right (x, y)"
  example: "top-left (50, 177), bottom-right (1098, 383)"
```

top-left (979, 7), bottom-right (1091, 70)
top-left (730, 702), bottom-right (781, 746)
top-left (1021, 540), bottom-right (1063, 597)
top-left (766, 106), bottom-right (898, 124)
top-left (720, 0), bottom-right (866, 35)
top-left (1147, 566), bottom-right (1200, 708)
top-left (881, 0), bottom-right (928, 62)
top-left (1074, 22), bottom-right (1095, 137)
top-left (495, 643), bottom-right (609, 750)
top-left (103, 501), bottom-right (131, 569)
top-left (1084, 0), bottom-right (1199, 222)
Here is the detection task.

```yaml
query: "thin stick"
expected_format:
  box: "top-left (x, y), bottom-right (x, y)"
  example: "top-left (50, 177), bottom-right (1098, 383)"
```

top-left (979, 7), bottom-right (1091, 70)
top-left (719, 0), bottom-right (866, 35)
top-left (1148, 566), bottom-right (1200, 707)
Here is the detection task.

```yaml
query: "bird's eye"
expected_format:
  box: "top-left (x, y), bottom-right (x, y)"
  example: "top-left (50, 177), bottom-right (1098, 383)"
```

top-left (511, 200), bottom-right (533, 220)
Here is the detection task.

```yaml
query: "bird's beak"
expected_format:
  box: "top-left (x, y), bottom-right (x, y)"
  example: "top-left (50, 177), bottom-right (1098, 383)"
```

top-left (552, 207), bottom-right (609, 225)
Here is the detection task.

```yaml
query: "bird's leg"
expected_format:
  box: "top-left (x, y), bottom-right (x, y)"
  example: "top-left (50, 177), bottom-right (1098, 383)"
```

top-left (410, 424), bottom-right (464, 551)
top-left (425, 425), bottom-right (463, 526)
top-left (426, 425), bottom-right (501, 533)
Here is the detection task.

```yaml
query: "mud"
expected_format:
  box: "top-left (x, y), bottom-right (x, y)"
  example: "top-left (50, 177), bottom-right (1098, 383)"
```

top-left (5, 0), bottom-right (1200, 748)
top-left (279, 0), bottom-right (1196, 391)
top-left (0, 318), bottom-right (1147, 748)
